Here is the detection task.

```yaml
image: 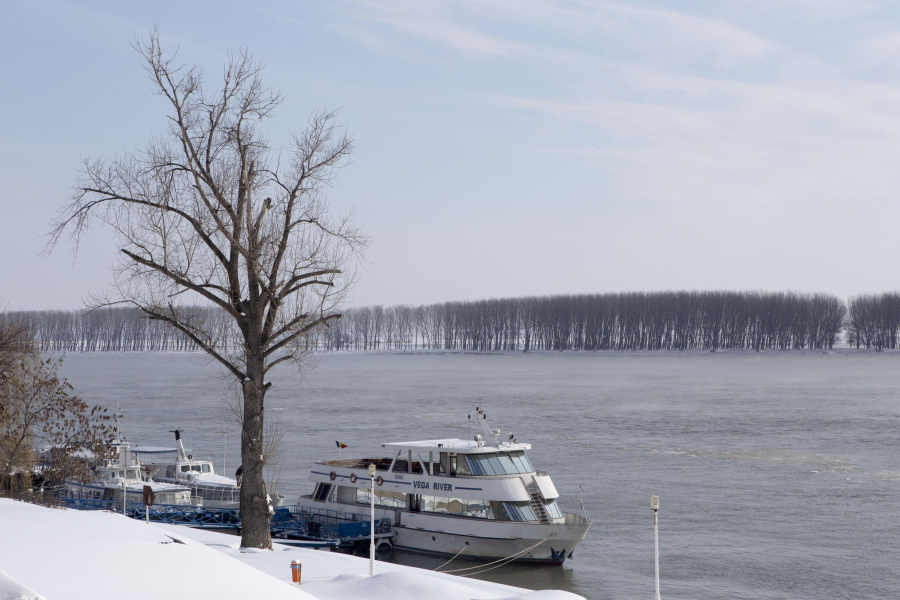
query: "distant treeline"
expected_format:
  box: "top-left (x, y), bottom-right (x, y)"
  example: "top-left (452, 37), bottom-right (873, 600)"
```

top-left (846, 293), bottom-right (900, 349)
top-left (8, 307), bottom-right (236, 353)
top-left (324, 292), bottom-right (851, 351)
top-left (8, 291), bottom-right (900, 353)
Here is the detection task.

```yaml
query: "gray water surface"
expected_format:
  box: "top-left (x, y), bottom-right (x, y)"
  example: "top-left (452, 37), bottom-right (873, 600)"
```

top-left (56, 351), bottom-right (900, 600)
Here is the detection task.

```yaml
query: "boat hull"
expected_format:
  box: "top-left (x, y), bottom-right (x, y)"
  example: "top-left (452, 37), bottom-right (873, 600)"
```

top-left (296, 497), bottom-right (589, 564)
top-left (392, 512), bottom-right (589, 564)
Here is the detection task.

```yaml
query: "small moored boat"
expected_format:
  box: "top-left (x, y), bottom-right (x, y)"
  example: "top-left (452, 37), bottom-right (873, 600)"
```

top-left (134, 430), bottom-right (284, 508)
top-left (64, 437), bottom-right (192, 506)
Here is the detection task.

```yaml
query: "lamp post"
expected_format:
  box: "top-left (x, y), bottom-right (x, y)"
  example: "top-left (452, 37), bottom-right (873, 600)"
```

top-left (369, 463), bottom-right (376, 576)
top-left (651, 495), bottom-right (661, 600)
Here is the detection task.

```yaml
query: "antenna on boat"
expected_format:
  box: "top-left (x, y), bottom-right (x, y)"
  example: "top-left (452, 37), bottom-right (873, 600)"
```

top-left (580, 485), bottom-right (590, 525)
top-left (113, 405), bottom-right (123, 440)
top-left (216, 428), bottom-right (227, 475)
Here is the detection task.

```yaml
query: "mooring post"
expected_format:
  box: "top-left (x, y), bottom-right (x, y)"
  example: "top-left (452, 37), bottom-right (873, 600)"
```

top-left (651, 495), bottom-right (661, 600)
top-left (369, 463), bottom-right (376, 576)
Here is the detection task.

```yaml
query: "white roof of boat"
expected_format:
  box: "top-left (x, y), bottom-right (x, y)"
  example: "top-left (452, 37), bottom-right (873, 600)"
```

top-left (382, 438), bottom-right (531, 454)
top-left (189, 473), bottom-right (237, 487)
top-left (131, 446), bottom-right (179, 454)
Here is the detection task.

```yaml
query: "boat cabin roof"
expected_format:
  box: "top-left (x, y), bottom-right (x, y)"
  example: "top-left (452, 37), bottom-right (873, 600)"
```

top-left (382, 438), bottom-right (531, 454)
top-left (131, 446), bottom-right (180, 454)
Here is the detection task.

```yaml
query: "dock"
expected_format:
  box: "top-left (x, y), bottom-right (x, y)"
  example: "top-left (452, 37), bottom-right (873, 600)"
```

top-left (55, 493), bottom-right (394, 549)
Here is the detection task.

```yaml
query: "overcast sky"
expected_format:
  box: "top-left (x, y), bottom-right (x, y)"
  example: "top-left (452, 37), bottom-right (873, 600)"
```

top-left (2, 0), bottom-right (900, 310)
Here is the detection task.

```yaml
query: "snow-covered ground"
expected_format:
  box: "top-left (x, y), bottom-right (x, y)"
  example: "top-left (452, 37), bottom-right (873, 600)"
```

top-left (0, 499), bottom-right (583, 600)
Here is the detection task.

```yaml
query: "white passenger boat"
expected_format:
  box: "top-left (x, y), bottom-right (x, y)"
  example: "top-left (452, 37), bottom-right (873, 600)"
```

top-left (296, 410), bottom-right (590, 564)
top-left (134, 430), bottom-right (284, 509)
top-left (64, 438), bottom-right (192, 506)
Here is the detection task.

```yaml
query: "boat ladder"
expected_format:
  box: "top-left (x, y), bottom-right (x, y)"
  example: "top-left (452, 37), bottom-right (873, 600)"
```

top-left (526, 482), bottom-right (550, 524)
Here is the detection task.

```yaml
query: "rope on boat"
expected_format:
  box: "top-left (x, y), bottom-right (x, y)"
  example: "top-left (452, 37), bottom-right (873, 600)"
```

top-left (431, 543), bottom-right (469, 571)
top-left (434, 533), bottom-right (555, 575)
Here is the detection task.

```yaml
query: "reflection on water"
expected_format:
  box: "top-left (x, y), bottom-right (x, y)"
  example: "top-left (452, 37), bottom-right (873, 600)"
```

top-left (56, 351), bottom-right (900, 600)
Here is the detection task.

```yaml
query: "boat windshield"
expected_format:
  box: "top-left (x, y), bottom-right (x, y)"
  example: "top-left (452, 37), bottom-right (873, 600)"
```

top-left (459, 451), bottom-right (535, 476)
top-left (127, 469), bottom-right (139, 480)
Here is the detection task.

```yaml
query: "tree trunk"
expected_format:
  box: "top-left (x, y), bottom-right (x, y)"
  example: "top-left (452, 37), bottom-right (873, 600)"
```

top-left (240, 346), bottom-right (271, 549)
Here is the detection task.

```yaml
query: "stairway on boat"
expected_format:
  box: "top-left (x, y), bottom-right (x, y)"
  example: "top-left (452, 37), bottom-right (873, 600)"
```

top-left (526, 481), bottom-right (550, 524)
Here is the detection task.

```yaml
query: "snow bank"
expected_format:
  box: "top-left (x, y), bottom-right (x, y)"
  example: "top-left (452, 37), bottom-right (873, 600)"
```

top-left (0, 500), bottom-right (311, 600)
top-left (156, 524), bottom-right (583, 600)
top-left (0, 500), bottom-right (584, 600)
top-left (0, 567), bottom-right (44, 600)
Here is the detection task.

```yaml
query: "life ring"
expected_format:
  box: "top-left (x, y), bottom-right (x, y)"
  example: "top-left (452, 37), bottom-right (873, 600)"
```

top-left (349, 473), bottom-right (357, 483)
top-left (329, 471), bottom-right (337, 481)
top-left (144, 467), bottom-right (151, 476)
top-left (376, 476), bottom-right (384, 487)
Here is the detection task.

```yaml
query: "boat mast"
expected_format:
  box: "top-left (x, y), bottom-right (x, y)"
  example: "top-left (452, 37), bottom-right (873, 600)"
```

top-left (169, 429), bottom-right (187, 462)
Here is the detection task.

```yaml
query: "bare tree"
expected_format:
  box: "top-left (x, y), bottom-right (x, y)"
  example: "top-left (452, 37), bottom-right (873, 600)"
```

top-left (1, 355), bottom-right (114, 495)
top-left (47, 30), bottom-right (367, 548)
top-left (0, 312), bottom-right (34, 382)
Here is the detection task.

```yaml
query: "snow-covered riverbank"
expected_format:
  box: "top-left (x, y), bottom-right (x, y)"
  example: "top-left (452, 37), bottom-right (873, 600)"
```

top-left (0, 499), bottom-right (583, 600)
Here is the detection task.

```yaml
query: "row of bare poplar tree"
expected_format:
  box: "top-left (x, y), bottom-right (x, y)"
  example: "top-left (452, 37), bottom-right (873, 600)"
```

top-left (11, 308), bottom-right (238, 353)
top-left (10, 291), bottom-right (900, 352)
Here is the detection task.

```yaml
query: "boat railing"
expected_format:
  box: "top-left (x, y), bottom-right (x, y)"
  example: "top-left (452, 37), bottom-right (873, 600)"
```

top-left (55, 492), bottom-right (242, 526)
top-left (318, 457), bottom-right (394, 470)
top-left (54, 490), bottom-right (392, 541)
top-left (273, 504), bottom-right (392, 540)
top-left (563, 512), bottom-right (589, 526)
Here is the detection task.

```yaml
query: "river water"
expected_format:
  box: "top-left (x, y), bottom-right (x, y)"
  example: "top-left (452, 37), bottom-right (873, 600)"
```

top-left (56, 350), bottom-right (900, 600)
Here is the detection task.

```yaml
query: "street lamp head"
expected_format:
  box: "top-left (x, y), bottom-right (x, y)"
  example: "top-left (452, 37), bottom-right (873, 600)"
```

top-left (650, 495), bottom-right (660, 511)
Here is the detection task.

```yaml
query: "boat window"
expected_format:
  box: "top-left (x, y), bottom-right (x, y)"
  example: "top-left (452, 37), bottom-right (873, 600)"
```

top-left (518, 453), bottom-right (535, 473)
top-left (166, 466), bottom-right (175, 478)
top-left (439, 452), bottom-right (449, 475)
top-left (463, 499), bottom-right (494, 519)
top-left (448, 497), bottom-right (465, 514)
top-left (202, 464), bottom-right (211, 473)
top-left (543, 499), bottom-right (563, 519)
top-left (490, 501), bottom-right (510, 520)
top-left (486, 455), bottom-right (505, 475)
top-left (508, 452), bottom-right (526, 472)
top-left (313, 483), bottom-right (332, 502)
top-left (473, 456), bottom-right (495, 475)
top-left (461, 452), bottom-right (535, 476)
top-left (455, 456), bottom-right (472, 475)
top-left (503, 501), bottom-right (538, 522)
top-left (127, 469), bottom-right (139, 479)
top-left (191, 465), bottom-right (202, 472)
top-left (180, 465), bottom-right (190, 472)
top-left (416, 496), bottom-right (495, 519)
top-left (496, 454), bottom-right (516, 474)
top-left (356, 489), bottom-right (406, 508)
